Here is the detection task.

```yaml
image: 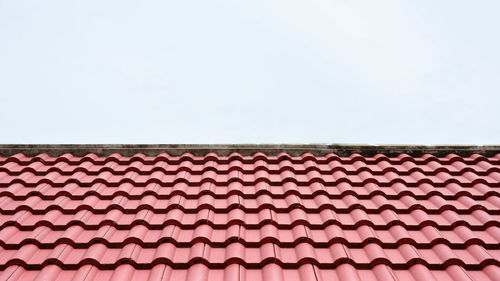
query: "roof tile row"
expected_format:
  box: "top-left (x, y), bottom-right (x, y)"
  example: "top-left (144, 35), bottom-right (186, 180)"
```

top-left (3, 208), bottom-right (499, 230)
top-left (1, 193), bottom-right (498, 214)
top-left (1, 182), bottom-right (498, 199)
top-left (2, 263), bottom-right (499, 281)
top-left (2, 160), bottom-right (500, 174)
top-left (0, 242), bottom-right (498, 269)
top-left (1, 224), bottom-right (498, 248)
top-left (2, 152), bottom-right (499, 164)
top-left (1, 170), bottom-right (499, 187)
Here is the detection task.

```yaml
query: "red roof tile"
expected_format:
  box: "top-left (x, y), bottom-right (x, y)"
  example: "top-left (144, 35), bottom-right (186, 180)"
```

top-left (0, 150), bottom-right (499, 280)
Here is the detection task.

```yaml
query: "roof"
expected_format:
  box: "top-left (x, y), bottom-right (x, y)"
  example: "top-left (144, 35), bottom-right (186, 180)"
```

top-left (0, 145), bottom-right (499, 281)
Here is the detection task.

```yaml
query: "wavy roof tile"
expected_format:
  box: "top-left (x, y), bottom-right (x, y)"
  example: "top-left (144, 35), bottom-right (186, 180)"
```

top-left (0, 145), bottom-right (499, 281)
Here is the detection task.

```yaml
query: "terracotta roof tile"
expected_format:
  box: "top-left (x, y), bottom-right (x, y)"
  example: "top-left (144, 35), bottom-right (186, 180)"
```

top-left (0, 151), bottom-right (499, 280)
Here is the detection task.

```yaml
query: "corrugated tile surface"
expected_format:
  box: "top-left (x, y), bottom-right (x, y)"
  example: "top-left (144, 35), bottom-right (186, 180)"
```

top-left (0, 152), bottom-right (499, 281)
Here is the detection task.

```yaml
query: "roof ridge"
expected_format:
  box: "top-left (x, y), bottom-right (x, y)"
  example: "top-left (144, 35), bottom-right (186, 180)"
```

top-left (0, 144), bottom-right (498, 157)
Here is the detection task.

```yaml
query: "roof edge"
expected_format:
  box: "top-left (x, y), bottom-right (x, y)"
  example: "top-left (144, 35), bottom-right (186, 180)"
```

top-left (0, 144), bottom-right (498, 157)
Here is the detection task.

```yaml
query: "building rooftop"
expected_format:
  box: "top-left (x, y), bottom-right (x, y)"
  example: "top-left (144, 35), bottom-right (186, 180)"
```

top-left (0, 144), bottom-right (498, 280)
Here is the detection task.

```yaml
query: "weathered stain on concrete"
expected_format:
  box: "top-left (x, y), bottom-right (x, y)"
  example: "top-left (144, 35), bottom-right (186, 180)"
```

top-left (0, 144), bottom-right (498, 157)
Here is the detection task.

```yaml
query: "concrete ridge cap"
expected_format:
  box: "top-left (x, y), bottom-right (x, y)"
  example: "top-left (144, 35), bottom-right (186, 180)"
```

top-left (0, 144), bottom-right (498, 157)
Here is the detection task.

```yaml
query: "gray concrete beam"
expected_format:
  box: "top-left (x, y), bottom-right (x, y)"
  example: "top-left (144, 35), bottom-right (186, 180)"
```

top-left (0, 144), bottom-right (498, 157)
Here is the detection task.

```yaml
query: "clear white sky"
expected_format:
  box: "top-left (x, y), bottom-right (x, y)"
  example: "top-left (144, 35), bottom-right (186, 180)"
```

top-left (1, 1), bottom-right (499, 144)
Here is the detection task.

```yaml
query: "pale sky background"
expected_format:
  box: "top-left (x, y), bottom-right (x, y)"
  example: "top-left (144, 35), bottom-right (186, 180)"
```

top-left (0, 1), bottom-right (499, 144)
